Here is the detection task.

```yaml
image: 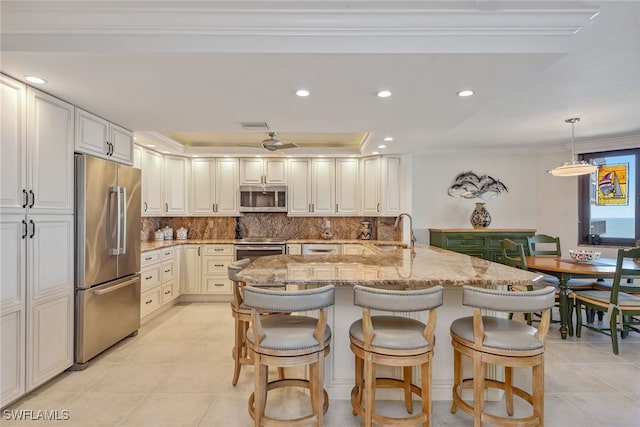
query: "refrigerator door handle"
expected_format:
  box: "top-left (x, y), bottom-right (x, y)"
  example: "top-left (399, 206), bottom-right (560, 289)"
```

top-left (108, 186), bottom-right (120, 255)
top-left (120, 186), bottom-right (127, 255)
top-left (93, 276), bottom-right (138, 295)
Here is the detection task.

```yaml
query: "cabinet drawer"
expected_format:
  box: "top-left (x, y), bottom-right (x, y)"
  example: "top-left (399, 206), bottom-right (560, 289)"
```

top-left (161, 281), bottom-right (176, 304)
top-left (160, 247), bottom-right (175, 261)
top-left (202, 276), bottom-right (232, 294)
top-left (203, 244), bottom-right (232, 256)
top-left (161, 261), bottom-right (175, 283)
top-left (141, 250), bottom-right (161, 267)
top-left (141, 287), bottom-right (161, 317)
top-left (442, 235), bottom-right (485, 249)
top-left (203, 257), bottom-right (230, 274)
top-left (141, 265), bottom-right (161, 291)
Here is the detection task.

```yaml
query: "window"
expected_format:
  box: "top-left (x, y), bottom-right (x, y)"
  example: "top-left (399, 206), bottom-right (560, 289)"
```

top-left (578, 148), bottom-right (639, 246)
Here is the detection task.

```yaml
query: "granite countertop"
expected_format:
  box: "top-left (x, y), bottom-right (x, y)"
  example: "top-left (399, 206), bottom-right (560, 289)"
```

top-left (140, 239), bottom-right (406, 252)
top-left (236, 244), bottom-right (543, 289)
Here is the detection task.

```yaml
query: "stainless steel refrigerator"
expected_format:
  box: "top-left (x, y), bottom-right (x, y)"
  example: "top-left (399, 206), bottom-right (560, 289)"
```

top-left (74, 154), bottom-right (141, 367)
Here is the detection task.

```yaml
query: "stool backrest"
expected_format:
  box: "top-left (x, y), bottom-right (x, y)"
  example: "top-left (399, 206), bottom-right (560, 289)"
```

top-left (243, 285), bottom-right (335, 313)
top-left (353, 285), bottom-right (443, 312)
top-left (228, 258), bottom-right (251, 282)
top-left (462, 285), bottom-right (556, 313)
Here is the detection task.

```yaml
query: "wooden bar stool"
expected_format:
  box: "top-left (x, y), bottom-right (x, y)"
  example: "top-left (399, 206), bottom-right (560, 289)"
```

top-left (243, 284), bottom-right (335, 427)
top-left (229, 259), bottom-right (253, 385)
top-left (450, 285), bottom-right (556, 427)
top-left (349, 285), bottom-right (444, 427)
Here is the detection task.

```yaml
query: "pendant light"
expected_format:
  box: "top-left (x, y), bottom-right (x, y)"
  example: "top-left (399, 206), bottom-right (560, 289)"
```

top-left (548, 117), bottom-right (598, 176)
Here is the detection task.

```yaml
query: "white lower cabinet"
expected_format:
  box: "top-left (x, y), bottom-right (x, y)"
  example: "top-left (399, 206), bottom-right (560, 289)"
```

top-left (181, 244), bottom-right (233, 295)
top-left (0, 214), bottom-right (73, 408)
top-left (140, 246), bottom-right (181, 319)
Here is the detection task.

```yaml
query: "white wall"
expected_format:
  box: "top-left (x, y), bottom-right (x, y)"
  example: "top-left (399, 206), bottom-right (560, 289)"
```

top-left (411, 151), bottom-right (620, 257)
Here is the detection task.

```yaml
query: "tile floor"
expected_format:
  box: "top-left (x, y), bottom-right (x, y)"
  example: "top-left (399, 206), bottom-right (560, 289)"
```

top-left (3, 302), bottom-right (640, 426)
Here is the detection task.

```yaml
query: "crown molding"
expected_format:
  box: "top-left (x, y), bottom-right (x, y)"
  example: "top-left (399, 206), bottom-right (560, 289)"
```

top-left (2, 1), bottom-right (599, 54)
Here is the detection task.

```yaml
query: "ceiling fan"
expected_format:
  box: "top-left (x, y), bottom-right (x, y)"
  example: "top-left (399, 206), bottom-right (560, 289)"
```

top-left (261, 132), bottom-right (298, 151)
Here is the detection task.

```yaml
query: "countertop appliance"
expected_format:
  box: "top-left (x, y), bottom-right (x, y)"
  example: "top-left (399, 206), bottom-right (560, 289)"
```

top-left (239, 185), bottom-right (287, 212)
top-left (74, 154), bottom-right (141, 368)
top-left (234, 237), bottom-right (286, 262)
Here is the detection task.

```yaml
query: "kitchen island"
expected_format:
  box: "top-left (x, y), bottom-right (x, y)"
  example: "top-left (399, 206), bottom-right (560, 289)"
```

top-left (237, 244), bottom-right (544, 401)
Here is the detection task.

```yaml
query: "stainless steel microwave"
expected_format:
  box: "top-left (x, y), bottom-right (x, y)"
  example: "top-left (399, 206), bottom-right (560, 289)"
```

top-left (239, 185), bottom-right (287, 212)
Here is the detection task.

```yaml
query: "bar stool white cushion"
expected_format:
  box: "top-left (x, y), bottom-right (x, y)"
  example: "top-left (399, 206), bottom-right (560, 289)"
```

top-left (349, 316), bottom-right (430, 351)
top-left (247, 316), bottom-right (332, 353)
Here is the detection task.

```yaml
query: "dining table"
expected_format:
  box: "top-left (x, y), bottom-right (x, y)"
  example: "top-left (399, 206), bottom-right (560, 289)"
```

top-left (524, 255), bottom-right (633, 339)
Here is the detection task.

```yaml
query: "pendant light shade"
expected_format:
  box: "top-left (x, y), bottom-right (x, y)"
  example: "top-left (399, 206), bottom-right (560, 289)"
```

top-left (548, 118), bottom-right (598, 177)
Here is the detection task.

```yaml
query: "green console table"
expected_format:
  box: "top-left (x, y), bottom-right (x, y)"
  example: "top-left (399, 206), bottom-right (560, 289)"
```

top-left (429, 228), bottom-right (536, 261)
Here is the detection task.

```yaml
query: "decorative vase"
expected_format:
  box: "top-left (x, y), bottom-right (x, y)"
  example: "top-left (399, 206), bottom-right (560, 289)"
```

top-left (470, 202), bottom-right (491, 229)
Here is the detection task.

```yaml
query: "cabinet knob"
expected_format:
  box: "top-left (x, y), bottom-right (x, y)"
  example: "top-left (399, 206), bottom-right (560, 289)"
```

top-left (145, 299), bottom-right (153, 305)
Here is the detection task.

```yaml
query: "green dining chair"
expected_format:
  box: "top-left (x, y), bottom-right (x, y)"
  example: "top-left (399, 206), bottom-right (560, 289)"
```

top-left (500, 238), bottom-right (575, 332)
top-left (574, 247), bottom-right (640, 354)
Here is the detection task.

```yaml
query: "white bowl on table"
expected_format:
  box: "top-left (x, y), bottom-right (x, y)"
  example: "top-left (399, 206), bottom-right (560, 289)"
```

top-left (569, 249), bottom-right (601, 263)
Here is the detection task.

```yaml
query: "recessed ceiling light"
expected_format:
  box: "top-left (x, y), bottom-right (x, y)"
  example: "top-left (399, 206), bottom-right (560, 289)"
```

top-left (372, 151), bottom-right (380, 155)
top-left (25, 75), bottom-right (46, 84)
top-left (192, 155), bottom-right (199, 158)
top-left (383, 137), bottom-right (393, 142)
top-left (296, 89), bottom-right (310, 97)
top-left (255, 155), bottom-right (261, 157)
top-left (377, 145), bottom-right (387, 149)
top-left (318, 155), bottom-right (325, 158)
top-left (377, 90), bottom-right (392, 98)
top-left (457, 89), bottom-right (474, 97)
top-left (146, 144), bottom-right (155, 148)
top-left (162, 151), bottom-right (170, 154)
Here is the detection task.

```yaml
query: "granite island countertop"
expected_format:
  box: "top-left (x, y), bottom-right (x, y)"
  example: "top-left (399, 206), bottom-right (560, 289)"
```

top-left (237, 244), bottom-right (543, 289)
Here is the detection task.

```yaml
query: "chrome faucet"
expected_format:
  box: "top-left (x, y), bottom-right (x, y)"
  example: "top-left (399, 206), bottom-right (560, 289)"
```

top-left (394, 213), bottom-right (416, 252)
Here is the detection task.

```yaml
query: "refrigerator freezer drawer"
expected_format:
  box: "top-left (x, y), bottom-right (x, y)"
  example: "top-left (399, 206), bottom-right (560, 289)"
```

top-left (75, 275), bottom-right (140, 365)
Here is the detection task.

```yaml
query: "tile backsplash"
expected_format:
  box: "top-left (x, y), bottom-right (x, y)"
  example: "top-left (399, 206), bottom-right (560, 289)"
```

top-left (141, 214), bottom-right (400, 241)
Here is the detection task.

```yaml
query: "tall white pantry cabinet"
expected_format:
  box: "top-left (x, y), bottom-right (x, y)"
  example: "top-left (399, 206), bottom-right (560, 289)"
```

top-left (0, 74), bottom-right (75, 408)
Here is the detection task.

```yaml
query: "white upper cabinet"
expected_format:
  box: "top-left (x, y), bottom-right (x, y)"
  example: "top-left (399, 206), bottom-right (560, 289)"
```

top-left (141, 148), bottom-right (164, 216)
top-left (164, 155), bottom-right (189, 215)
top-left (239, 158), bottom-right (286, 185)
top-left (287, 158), bottom-right (335, 216)
top-left (361, 156), bottom-right (402, 216)
top-left (1, 75), bottom-right (28, 213)
top-left (75, 108), bottom-right (133, 165)
top-left (1, 80), bottom-right (74, 215)
top-left (191, 158), bottom-right (238, 215)
top-left (335, 158), bottom-right (359, 215)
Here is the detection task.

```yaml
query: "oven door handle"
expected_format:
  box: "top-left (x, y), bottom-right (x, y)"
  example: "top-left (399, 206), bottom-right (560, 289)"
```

top-left (236, 245), bottom-right (284, 251)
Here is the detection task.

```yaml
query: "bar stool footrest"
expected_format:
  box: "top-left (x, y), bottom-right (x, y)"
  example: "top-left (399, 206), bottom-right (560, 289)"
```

top-left (452, 378), bottom-right (537, 427)
top-left (248, 378), bottom-right (329, 426)
top-left (351, 377), bottom-right (429, 427)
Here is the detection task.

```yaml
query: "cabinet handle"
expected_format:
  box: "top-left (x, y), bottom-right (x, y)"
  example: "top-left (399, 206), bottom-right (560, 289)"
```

top-left (145, 256), bottom-right (153, 261)
top-left (215, 203), bottom-right (218, 212)
top-left (377, 203), bottom-right (380, 213)
top-left (145, 275), bottom-right (153, 280)
top-left (164, 269), bottom-right (171, 273)
top-left (22, 189), bottom-right (29, 208)
top-left (144, 201), bottom-right (148, 212)
top-left (165, 203), bottom-right (168, 212)
top-left (29, 219), bottom-right (35, 238)
top-left (29, 190), bottom-right (35, 208)
top-left (212, 204), bottom-right (215, 212)
top-left (214, 283), bottom-right (224, 287)
top-left (214, 248), bottom-right (224, 251)
top-left (198, 247), bottom-right (201, 256)
top-left (215, 264), bottom-right (224, 267)
top-left (145, 299), bottom-right (153, 305)
top-left (335, 203), bottom-right (338, 213)
top-left (21, 220), bottom-right (28, 239)
top-left (308, 204), bottom-right (312, 212)
top-left (164, 290), bottom-right (171, 295)
top-left (311, 203), bottom-right (314, 212)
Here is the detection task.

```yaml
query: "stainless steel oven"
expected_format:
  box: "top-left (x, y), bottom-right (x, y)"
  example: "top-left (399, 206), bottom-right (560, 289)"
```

top-left (234, 237), bottom-right (286, 262)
